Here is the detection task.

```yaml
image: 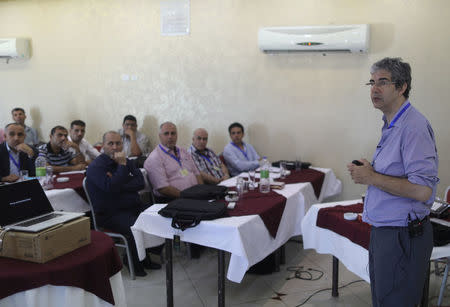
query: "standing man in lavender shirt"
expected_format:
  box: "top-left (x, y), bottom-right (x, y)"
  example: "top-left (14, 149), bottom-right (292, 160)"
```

top-left (144, 122), bottom-right (203, 201)
top-left (348, 57), bottom-right (439, 307)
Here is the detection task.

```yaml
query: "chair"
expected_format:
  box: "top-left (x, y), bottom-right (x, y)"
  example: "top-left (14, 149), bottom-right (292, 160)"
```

top-left (82, 178), bottom-right (136, 280)
top-left (435, 185), bottom-right (450, 306)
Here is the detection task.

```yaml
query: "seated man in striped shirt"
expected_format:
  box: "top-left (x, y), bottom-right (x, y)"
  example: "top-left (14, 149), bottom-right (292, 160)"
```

top-left (38, 125), bottom-right (87, 173)
top-left (188, 128), bottom-right (229, 184)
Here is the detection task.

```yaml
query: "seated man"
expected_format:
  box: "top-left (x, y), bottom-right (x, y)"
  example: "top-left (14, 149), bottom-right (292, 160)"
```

top-left (1, 123), bottom-right (38, 182)
top-left (223, 122), bottom-right (260, 177)
top-left (188, 128), bottom-right (229, 184)
top-left (68, 120), bottom-right (100, 165)
top-left (38, 125), bottom-right (87, 173)
top-left (145, 122), bottom-right (203, 200)
top-left (118, 115), bottom-right (150, 157)
top-left (86, 131), bottom-right (160, 277)
top-left (11, 107), bottom-right (40, 146)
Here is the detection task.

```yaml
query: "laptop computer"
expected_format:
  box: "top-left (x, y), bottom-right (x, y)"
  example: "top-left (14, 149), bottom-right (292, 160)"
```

top-left (0, 179), bottom-right (85, 232)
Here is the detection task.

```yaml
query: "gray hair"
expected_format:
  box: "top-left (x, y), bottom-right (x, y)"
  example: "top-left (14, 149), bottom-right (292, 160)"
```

top-left (102, 130), bottom-right (120, 143)
top-left (159, 121), bottom-right (177, 133)
top-left (371, 57), bottom-right (412, 99)
top-left (5, 122), bottom-right (25, 131)
top-left (192, 128), bottom-right (207, 137)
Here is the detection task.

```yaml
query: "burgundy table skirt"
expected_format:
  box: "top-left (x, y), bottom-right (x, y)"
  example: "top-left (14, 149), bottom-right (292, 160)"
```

top-left (281, 169), bottom-right (325, 199)
top-left (227, 190), bottom-right (287, 238)
top-left (316, 203), bottom-right (371, 249)
top-left (0, 231), bottom-right (122, 305)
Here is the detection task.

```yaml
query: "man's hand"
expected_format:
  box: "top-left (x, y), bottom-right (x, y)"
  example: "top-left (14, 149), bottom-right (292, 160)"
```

top-left (15, 143), bottom-right (34, 157)
top-left (2, 174), bottom-right (20, 182)
top-left (124, 128), bottom-right (136, 140)
top-left (63, 140), bottom-right (80, 151)
top-left (113, 151), bottom-right (127, 165)
top-left (347, 159), bottom-right (374, 185)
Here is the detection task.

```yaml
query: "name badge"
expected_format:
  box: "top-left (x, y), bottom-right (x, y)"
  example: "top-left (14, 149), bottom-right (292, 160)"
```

top-left (213, 166), bottom-right (221, 171)
top-left (180, 169), bottom-right (189, 176)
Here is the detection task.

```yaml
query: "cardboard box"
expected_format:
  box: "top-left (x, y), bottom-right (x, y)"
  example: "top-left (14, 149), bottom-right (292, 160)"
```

top-left (0, 217), bottom-right (91, 263)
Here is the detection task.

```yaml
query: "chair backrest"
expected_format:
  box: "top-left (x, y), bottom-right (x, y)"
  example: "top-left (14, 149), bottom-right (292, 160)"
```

top-left (82, 177), bottom-right (99, 231)
top-left (445, 185), bottom-right (450, 203)
top-left (218, 153), bottom-right (228, 169)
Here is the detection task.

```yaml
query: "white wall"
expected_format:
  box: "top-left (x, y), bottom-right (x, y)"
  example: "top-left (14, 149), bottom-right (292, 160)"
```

top-left (1, 0), bottom-right (449, 200)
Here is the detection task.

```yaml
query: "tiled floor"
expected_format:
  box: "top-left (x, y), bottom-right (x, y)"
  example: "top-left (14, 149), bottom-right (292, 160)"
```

top-left (120, 238), bottom-right (450, 306)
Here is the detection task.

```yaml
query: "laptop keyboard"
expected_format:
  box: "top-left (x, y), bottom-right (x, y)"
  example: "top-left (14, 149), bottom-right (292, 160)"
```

top-left (15, 213), bottom-right (63, 227)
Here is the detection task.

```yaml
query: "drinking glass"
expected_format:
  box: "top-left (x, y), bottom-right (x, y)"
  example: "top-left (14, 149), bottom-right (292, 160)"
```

top-left (279, 161), bottom-right (287, 179)
top-left (19, 170), bottom-right (29, 181)
top-left (295, 157), bottom-right (302, 172)
top-left (248, 170), bottom-right (256, 190)
top-left (236, 176), bottom-right (245, 200)
top-left (45, 166), bottom-right (54, 189)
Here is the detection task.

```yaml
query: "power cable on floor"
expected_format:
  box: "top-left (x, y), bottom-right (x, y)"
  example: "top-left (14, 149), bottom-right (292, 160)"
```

top-left (295, 279), bottom-right (365, 307)
top-left (286, 266), bottom-right (323, 281)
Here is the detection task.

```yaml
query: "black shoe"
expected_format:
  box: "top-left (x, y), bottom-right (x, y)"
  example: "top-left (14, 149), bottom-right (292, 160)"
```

top-left (123, 256), bottom-right (147, 277)
top-left (142, 257), bottom-right (162, 270)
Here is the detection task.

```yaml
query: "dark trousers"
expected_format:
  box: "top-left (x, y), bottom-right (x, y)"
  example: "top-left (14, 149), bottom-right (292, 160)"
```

top-left (369, 220), bottom-right (432, 307)
top-left (98, 208), bottom-right (145, 273)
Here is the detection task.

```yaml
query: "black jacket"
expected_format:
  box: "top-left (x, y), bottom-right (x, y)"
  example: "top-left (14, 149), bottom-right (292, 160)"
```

top-left (0, 142), bottom-right (37, 179)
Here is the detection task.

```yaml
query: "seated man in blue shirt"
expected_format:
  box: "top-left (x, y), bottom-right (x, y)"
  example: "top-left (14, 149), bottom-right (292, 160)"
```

top-left (0, 123), bottom-right (38, 182)
top-left (86, 131), bottom-right (160, 277)
top-left (223, 122), bottom-right (260, 177)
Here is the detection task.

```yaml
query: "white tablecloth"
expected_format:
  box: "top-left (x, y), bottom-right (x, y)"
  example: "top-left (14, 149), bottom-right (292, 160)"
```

top-left (0, 271), bottom-right (127, 307)
top-left (302, 199), bottom-right (450, 283)
top-left (132, 182), bottom-right (317, 283)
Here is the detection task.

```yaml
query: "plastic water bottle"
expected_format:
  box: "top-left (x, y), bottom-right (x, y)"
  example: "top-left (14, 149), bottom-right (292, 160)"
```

top-left (35, 154), bottom-right (47, 185)
top-left (259, 156), bottom-right (270, 193)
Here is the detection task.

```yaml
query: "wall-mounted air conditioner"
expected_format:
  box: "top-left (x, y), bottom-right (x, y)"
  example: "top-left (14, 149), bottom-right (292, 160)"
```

top-left (258, 24), bottom-right (369, 53)
top-left (0, 38), bottom-right (31, 62)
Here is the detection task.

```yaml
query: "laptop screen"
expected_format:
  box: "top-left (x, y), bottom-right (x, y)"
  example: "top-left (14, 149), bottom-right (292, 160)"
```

top-left (0, 179), bottom-right (54, 227)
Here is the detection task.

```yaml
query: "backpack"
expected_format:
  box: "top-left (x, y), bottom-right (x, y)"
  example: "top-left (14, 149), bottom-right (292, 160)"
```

top-left (180, 184), bottom-right (228, 200)
top-left (158, 198), bottom-right (227, 230)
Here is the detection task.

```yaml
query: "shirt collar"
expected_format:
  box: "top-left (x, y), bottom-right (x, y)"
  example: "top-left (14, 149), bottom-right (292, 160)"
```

top-left (191, 144), bottom-right (209, 155)
top-left (382, 100), bottom-right (411, 129)
top-left (159, 143), bottom-right (178, 154)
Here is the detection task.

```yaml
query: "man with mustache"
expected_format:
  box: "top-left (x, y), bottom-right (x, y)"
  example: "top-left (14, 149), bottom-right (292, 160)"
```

top-left (38, 125), bottom-right (87, 173)
top-left (348, 57), bottom-right (439, 306)
top-left (86, 131), bottom-right (161, 277)
top-left (0, 123), bottom-right (38, 182)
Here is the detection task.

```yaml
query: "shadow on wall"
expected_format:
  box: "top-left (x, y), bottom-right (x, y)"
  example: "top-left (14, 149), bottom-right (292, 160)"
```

top-left (29, 106), bottom-right (44, 142)
top-left (141, 115), bottom-right (158, 149)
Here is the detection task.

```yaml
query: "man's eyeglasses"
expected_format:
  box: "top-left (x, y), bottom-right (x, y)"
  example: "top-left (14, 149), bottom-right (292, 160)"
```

top-left (365, 80), bottom-right (396, 88)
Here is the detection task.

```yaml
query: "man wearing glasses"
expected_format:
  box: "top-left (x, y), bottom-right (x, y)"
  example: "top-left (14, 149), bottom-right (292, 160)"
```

top-left (188, 128), bottom-right (230, 184)
top-left (347, 58), bottom-right (439, 306)
top-left (118, 115), bottom-right (150, 158)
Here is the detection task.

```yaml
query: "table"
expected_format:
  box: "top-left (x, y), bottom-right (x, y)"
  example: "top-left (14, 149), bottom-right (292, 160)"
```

top-left (301, 200), bottom-right (450, 304)
top-left (131, 167), bottom-right (341, 306)
top-left (0, 231), bottom-right (126, 307)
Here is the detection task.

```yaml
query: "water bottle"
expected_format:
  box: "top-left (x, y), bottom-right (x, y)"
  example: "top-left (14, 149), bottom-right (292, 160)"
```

top-left (259, 156), bottom-right (270, 193)
top-left (35, 154), bottom-right (47, 185)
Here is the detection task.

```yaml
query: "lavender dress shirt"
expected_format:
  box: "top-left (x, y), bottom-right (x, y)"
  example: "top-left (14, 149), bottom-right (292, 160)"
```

top-left (144, 144), bottom-right (200, 197)
top-left (363, 102), bottom-right (439, 227)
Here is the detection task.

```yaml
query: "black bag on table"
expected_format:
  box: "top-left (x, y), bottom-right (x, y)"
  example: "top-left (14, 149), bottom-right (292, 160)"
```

top-left (432, 222), bottom-right (450, 246)
top-left (158, 198), bottom-right (227, 230)
top-left (180, 184), bottom-right (228, 200)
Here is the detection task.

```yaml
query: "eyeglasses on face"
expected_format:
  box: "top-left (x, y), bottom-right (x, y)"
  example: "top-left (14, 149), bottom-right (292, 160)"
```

top-left (365, 80), bottom-right (396, 88)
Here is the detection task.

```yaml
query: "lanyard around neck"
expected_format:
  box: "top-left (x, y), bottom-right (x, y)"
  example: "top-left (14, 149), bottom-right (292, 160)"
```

top-left (8, 150), bottom-right (21, 170)
top-left (159, 144), bottom-right (182, 167)
top-left (230, 142), bottom-right (249, 160)
top-left (388, 102), bottom-right (410, 129)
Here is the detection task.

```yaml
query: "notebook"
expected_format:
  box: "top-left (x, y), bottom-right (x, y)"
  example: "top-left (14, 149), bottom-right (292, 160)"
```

top-left (0, 179), bottom-right (85, 232)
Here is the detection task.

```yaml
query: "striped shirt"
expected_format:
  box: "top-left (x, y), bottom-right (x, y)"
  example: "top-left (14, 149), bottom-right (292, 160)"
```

top-left (38, 143), bottom-right (78, 166)
top-left (188, 145), bottom-right (224, 179)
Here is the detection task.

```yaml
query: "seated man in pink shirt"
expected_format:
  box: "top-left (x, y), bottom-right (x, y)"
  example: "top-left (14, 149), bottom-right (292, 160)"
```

top-left (144, 121), bottom-right (203, 202)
